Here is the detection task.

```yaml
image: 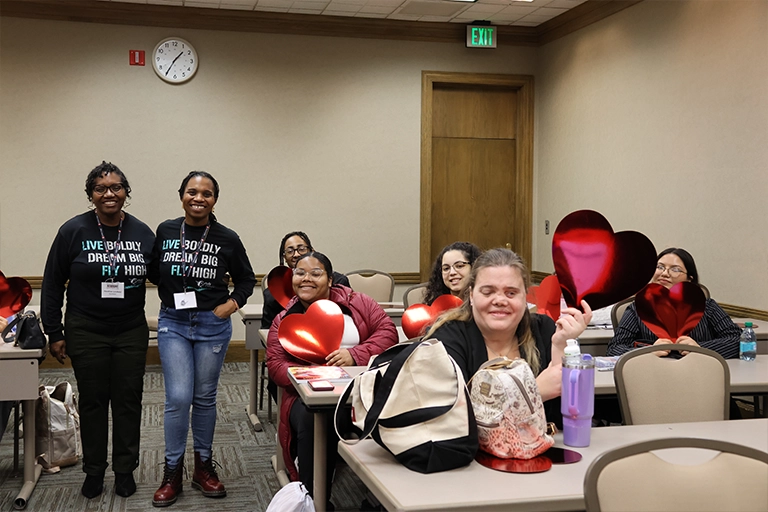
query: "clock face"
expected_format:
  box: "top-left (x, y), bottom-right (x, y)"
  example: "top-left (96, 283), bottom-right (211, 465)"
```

top-left (152, 37), bottom-right (198, 84)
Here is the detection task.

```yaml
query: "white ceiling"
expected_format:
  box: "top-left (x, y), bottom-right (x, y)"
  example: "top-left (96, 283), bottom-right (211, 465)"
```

top-left (98, 0), bottom-right (588, 26)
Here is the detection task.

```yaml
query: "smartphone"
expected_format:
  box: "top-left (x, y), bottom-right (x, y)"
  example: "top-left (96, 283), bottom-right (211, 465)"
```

top-left (308, 380), bottom-right (335, 391)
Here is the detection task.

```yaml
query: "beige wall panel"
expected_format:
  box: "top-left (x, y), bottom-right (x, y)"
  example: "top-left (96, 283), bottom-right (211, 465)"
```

top-left (534, 0), bottom-right (768, 310)
top-left (0, 17), bottom-right (536, 287)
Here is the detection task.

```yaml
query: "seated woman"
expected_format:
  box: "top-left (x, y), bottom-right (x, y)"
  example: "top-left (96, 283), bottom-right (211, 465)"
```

top-left (266, 252), bottom-right (397, 505)
top-left (261, 231), bottom-right (350, 329)
top-left (426, 248), bottom-right (591, 424)
top-left (423, 242), bottom-right (482, 305)
top-left (607, 247), bottom-right (741, 359)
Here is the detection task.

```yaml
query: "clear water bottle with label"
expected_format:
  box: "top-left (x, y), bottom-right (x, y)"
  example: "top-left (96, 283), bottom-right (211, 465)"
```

top-left (739, 322), bottom-right (756, 361)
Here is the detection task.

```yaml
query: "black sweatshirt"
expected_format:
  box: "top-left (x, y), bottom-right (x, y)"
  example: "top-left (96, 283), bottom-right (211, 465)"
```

top-left (41, 211), bottom-right (155, 343)
top-left (151, 217), bottom-right (255, 311)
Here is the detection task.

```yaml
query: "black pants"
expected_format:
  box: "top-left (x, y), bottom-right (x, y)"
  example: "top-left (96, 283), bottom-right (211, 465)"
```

top-left (289, 400), bottom-right (337, 499)
top-left (65, 313), bottom-right (148, 475)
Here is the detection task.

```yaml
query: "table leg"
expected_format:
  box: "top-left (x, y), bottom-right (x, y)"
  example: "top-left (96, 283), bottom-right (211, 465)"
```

top-left (247, 350), bottom-right (263, 432)
top-left (14, 399), bottom-right (41, 510)
top-left (313, 412), bottom-right (328, 512)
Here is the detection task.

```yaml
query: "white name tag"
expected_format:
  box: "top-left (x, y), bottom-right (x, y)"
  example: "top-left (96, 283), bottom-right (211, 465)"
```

top-left (174, 291), bottom-right (198, 310)
top-left (101, 281), bottom-right (125, 299)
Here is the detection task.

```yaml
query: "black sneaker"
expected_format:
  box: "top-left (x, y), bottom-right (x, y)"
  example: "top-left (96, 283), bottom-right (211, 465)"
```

top-left (82, 473), bottom-right (104, 499)
top-left (115, 472), bottom-right (137, 498)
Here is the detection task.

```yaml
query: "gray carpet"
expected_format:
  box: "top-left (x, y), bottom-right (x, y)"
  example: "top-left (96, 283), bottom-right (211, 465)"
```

top-left (0, 363), bottom-right (371, 511)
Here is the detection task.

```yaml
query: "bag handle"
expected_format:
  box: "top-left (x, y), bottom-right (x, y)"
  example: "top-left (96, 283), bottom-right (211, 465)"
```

top-left (335, 339), bottom-right (449, 444)
top-left (1, 313), bottom-right (23, 343)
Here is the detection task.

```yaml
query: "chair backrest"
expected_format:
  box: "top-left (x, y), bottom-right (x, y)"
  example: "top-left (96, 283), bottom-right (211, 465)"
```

top-left (403, 283), bottom-right (428, 308)
top-left (344, 269), bottom-right (395, 303)
top-left (614, 344), bottom-right (730, 425)
top-left (699, 283), bottom-right (711, 299)
top-left (610, 296), bottom-right (635, 330)
top-left (584, 437), bottom-right (768, 512)
top-left (261, 273), bottom-right (269, 293)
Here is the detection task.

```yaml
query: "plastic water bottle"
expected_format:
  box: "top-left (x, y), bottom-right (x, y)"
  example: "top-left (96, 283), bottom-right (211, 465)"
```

top-left (739, 322), bottom-right (757, 361)
top-left (563, 338), bottom-right (581, 365)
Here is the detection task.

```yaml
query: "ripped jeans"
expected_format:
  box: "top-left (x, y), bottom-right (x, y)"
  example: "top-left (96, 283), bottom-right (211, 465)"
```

top-left (157, 306), bottom-right (232, 467)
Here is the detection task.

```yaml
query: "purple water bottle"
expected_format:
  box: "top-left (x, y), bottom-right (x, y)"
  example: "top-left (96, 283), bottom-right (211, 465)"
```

top-left (561, 340), bottom-right (594, 447)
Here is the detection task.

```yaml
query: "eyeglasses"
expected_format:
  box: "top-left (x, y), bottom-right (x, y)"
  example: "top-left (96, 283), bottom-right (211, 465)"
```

top-left (656, 264), bottom-right (687, 277)
top-left (93, 184), bottom-right (124, 195)
top-left (284, 245), bottom-right (309, 258)
top-left (442, 261), bottom-right (470, 274)
top-left (293, 268), bottom-right (326, 279)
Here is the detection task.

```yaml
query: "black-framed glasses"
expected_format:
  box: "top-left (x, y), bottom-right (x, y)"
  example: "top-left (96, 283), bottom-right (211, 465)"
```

top-left (656, 264), bottom-right (686, 277)
top-left (293, 268), bottom-right (325, 279)
top-left (284, 245), bottom-right (310, 257)
top-left (93, 184), bottom-right (124, 195)
top-left (442, 261), bottom-right (470, 274)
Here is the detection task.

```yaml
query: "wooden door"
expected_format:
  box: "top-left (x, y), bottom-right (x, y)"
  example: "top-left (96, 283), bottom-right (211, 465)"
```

top-left (421, 72), bottom-right (534, 279)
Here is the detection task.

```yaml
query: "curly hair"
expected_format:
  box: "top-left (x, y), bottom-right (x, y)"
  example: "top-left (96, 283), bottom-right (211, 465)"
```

top-left (423, 242), bottom-right (482, 305)
top-left (84, 161), bottom-right (131, 200)
top-left (278, 231), bottom-right (314, 266)
top-left (426, 248), bottom-right (540, 374)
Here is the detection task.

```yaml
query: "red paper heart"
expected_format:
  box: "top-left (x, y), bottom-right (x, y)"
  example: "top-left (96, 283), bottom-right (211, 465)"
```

top-left (402, 294), bottom-right (464, 339)
top-left (0, 271), bottom-right (33, 317)
top-left (526, 275), bottom-right (561, 321)
top-left (552, 210), bottom-right (656, 311)
top-left (267, 265), bottom-right (295, 308)
top-left (278, 299), bottom-right (344, 365)
top-left (635, 282), bottom-right (705, 340)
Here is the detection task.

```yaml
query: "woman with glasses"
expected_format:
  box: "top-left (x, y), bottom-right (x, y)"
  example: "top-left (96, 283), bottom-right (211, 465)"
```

top-left (151, 171), bottom-right (255, 507)
top-left (260, 231), bottom-right (350, 329)
top-left (41, 161), bottom-right (155, 499)
top-left (266, 252), bottom-right (397, 508)
top-left (423, 242), bottom-right (482, 305)
top-left (607, 247), bottom-right (741, 358)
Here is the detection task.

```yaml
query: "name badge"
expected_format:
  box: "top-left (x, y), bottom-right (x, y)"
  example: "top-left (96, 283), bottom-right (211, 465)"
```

top-left (101, 281), bottom-right (125, 299)
top-left (174, 291), bottom-right (198, 310)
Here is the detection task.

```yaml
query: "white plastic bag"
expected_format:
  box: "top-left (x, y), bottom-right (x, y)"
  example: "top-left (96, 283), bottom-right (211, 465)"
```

top-left (266, 482), bottom-right (316, 512)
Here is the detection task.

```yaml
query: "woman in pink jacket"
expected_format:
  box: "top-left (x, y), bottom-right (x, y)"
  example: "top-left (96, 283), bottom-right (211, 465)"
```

top-left (266, 252), bottom-right (397, 508)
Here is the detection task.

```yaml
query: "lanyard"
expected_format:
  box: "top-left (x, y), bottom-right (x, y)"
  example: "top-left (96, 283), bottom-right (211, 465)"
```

top-left (94, 210), bottom-right (123, 281)
top-left (180, 222), bottom-right (210, 290)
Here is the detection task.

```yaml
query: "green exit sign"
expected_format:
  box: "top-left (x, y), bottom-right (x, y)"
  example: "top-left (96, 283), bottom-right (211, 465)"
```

top-left (466, 25), bottom-right (497, 49)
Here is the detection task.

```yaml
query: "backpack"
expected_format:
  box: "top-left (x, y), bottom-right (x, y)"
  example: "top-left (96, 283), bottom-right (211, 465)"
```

top-left (35, 382), bottom-right (82, 471)
top-left (469, 357), bottom-right (554, 459)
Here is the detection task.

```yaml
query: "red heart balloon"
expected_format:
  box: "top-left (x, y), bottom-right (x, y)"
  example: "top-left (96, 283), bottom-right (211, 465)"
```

top-left (267, 265), bottom-right (295, 308)
top-left (402, 294), bottom-right (464, 339)
top-left (635, 282), bottom-right (705, 340)
top-left (526, 275), bottom-right (561, 321)
top-left (552, 210), bottom-right (656, 311)
top-left (278, 299), bottom-right (344, 365)
top-left (0, 271), bottom-right (33, 317)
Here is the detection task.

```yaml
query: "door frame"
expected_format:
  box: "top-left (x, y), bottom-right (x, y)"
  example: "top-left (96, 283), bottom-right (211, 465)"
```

top-left (420, 71), bottom-right (535, 279)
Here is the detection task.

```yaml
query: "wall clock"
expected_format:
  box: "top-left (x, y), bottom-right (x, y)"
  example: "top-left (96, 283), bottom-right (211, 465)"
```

top-left (152, 37), bottom-right (198, 84)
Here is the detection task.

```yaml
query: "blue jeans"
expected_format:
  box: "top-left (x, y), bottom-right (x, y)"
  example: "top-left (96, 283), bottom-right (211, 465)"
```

top-left (157, 306), bottom-right (231, 467)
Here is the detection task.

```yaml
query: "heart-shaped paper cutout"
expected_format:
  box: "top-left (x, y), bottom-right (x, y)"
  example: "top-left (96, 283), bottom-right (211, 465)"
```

top-left (635, 282), bottom-right (705, 340)
top-left (401, 294), bottom-right (464, 339)
top-left (552, 210), bottom-right (656, 311)
top-left (0, 271), bottom-right (33, 317)
top-left (526, 275), bottom-right (561, 321)
top-left (267, 265), bottom-right (295, 308)
top-left (278, 299), bottom-right (344, 365)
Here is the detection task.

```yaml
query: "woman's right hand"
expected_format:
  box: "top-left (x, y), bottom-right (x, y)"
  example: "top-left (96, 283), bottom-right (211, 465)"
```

top-left (652, 338), bottom-right (674, 357)
top-left (536, 361), bottom-right (562, 402)
top-left (50, 339), bottom-right (67, 364)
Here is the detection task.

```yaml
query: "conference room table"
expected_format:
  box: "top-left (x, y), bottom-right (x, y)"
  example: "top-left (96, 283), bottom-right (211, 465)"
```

top-left (577, 317), bottom-right (767, 356)
top-left (0, 342), bottom-right (43, 510)
top-left (338, 417), bottom-right (768, 512)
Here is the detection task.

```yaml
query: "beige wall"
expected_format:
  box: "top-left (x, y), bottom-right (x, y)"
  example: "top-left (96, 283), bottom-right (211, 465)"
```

top-left (0, 16), bottom-right (535, 281)
top-left (534, 0), bottom-right (768, 310)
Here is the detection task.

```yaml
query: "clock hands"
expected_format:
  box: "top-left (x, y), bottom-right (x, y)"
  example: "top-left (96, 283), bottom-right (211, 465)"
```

top-left (164, 52), bottom-right (184, 77)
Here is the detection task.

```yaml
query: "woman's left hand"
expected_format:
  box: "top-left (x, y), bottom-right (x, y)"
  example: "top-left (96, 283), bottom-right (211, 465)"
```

top-left (552, 300), bottom-right (593, 349)
top-left (675, 335), bottom-right (699, 356)
top-left (326, 349), bottom-right (354, 366)
top-left (213, 299), bottom-right (238, 319)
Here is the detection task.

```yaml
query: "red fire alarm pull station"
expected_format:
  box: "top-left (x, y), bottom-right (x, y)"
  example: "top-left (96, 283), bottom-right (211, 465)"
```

top-left (129, 50), bottom-right (145, 66)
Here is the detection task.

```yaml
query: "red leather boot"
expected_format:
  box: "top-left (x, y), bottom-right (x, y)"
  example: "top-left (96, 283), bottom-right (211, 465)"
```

top-left (191, 452), bottom-right (227, 498)
top-left (153, 461), bottom-right (183, 507)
